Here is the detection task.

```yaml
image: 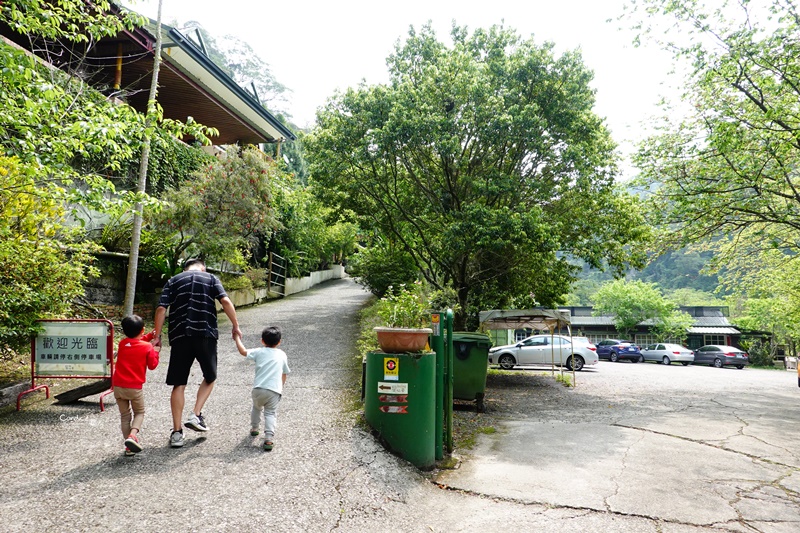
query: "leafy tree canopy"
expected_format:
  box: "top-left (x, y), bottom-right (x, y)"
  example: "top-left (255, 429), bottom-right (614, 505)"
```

top-left (593, 278), bottom-right (680, 338)
top-left (629, 0), bottom-right (800, 264)
top-left (307, 23), bottom-right (649, 327)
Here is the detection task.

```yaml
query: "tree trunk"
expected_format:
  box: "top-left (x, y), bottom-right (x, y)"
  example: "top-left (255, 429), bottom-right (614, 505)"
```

top-left (123, 0), bottom-right (164, 316)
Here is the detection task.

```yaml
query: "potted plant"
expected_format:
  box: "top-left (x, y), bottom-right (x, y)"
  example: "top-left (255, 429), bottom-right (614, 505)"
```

top-left (373, 283), bottom-right (433, 353)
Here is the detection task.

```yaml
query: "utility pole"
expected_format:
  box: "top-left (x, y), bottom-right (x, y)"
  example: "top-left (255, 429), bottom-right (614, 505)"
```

top-left (123, 0), bottom-right (163, 316)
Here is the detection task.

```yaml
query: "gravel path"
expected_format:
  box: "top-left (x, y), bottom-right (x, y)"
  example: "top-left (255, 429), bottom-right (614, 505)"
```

top-left (0, 279), bottom-right (433, 531)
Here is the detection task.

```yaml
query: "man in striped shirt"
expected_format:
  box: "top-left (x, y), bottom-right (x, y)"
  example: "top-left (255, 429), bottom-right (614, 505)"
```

top-left (153, 259), bottom-right (242, 448)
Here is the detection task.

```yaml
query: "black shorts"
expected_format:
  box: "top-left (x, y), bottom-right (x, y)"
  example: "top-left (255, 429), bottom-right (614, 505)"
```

top-left (166, 337), bottom-right (218, 386)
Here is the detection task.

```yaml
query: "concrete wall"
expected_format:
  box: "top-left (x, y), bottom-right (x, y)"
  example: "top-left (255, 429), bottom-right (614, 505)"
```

top-left (284, 265), bottom-right (345, 296)
top-left (218, 265), bottom-right (347, 310)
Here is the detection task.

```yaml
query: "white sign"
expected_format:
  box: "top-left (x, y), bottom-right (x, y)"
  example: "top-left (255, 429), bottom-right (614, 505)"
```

top-left (377, 382), bottom-right (408, 395)
top-left (34, 321), bottom-right (110, 377)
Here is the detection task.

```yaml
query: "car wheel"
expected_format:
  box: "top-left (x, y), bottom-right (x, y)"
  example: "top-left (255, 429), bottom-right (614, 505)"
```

top-left (610, 353), bottom-right (619, 362)
top-left (713, 358), bottom-right (723, 368)
top-left (662, 356), bottom-right (671, 365)
top-left (736, 365), bottom-right (744, 370)
top-left (498, 354), bottom-right (516, 370)
top-left (681, 362), bottom-right (689, 366)
top-left (637, 355), bottom-right (645, 363)
top-left (566, 355), bottom-right (584, 371)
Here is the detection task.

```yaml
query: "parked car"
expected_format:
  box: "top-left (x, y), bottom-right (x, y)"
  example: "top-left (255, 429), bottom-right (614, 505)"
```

top-left (641, 343), bottom-right (695, 366)
top-left (488, 334), bottom-right (598, 371)
top-left (595, 338), bottom-right (643, 362)
top-left (694, 345), bottom-right (749, 369)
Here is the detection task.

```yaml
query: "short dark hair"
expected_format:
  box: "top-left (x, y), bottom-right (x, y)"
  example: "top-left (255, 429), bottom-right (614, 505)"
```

top-left (261, 326), bottom-right (281, 347)
top-left (183, 258), bottom-right (205, 270)
top-left (121, 315), bottom-right (145, 338)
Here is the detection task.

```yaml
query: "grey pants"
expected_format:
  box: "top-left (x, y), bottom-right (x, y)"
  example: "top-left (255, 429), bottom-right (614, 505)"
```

top-left (251, 388), bottom-right (281, 439)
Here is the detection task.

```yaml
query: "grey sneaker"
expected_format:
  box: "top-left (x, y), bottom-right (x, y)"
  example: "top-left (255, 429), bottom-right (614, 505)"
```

top-left (184, 412), bottom-right (208, 432)
top-left (169, 430), bottom-right (185, 448)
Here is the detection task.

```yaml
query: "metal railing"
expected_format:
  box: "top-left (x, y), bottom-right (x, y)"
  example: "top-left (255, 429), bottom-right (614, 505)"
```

top-left (267, 252), bottom-right (286, 297)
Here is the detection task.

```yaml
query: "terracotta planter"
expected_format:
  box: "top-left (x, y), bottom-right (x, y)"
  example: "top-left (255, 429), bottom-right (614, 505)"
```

top-left (373, 327), bottom-right (433, 353)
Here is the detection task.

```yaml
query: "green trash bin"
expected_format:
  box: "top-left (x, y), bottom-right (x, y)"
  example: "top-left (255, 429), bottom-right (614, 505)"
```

top-left (452, 332), bottom-right (491, 412)
top-left (364, 350), bottom-right (436, 469)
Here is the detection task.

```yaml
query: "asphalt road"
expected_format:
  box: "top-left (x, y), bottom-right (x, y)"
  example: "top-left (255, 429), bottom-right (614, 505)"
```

top-left (2, 278), bottom-right (799, 532)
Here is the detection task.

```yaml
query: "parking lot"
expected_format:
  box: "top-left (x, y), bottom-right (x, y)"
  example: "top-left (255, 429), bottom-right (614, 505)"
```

top-left (438, 360), bottom-right (800, 532)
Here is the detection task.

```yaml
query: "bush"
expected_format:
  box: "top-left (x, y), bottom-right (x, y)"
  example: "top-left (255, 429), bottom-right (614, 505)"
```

top-left (220, 273), bottom-right (253, 291)
top-left (740, 339), bottom-right (774, 367)
top-left (347, 244), bottom-right (417, 296)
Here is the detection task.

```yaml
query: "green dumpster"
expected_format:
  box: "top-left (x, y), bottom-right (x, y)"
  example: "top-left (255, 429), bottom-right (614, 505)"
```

top-left (452, 332), bottom-right (491, 412)
top-left (364, 350), bottom-right (436, 469)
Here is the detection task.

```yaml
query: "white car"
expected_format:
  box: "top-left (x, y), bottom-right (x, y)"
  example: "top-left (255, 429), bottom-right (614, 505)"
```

top-left (488, 334), bottom-right (598, 371)
top-left (641, 343), bottom-right (695, 366)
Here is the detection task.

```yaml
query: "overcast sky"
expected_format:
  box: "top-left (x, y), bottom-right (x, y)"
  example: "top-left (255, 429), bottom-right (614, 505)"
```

top-left (127, 0), bottom-right (679, 177)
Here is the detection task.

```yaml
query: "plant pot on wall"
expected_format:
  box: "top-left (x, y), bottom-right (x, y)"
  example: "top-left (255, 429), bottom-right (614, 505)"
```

top-left (373, 327), bottom-right (433, 353)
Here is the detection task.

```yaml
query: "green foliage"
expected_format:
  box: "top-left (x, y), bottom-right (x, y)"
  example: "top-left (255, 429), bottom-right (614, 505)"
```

top-left (220, 273), bottom-right (253, 291)
top-left (555, 373), bottom-right (573, 388)
top-left (347, 241), bottom-right (418, 296)
top-left (375, 282), bottom-right (430, 329)
top-left (1, 1), bottom-right (145, 42)
top-left (739, 338), bottom-right (775, 367)
top-left (270, 182), bottom-right (357, 277)
top-left (593, 279), bottom-right (677, 337)
top-left (243, 268), bottom-right (267, 288)
top-left (651, 309), bottom-right (693, 343)
top-left (629, 1), bottom-right (800, 331)
top-left (308, 23), bottom-right (650, 328)
top-left (0, 156), bottom-right (98, 350)
top-left (144, 147), bottom-right (282, 273)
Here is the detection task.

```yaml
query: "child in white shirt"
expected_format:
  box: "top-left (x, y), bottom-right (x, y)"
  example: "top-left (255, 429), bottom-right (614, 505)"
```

top-left (234, 326), bottom-right (290, 451)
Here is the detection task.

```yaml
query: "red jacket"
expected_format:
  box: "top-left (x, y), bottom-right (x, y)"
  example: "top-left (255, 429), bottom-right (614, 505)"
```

top-left (112, 332), bottom-right (159, 389)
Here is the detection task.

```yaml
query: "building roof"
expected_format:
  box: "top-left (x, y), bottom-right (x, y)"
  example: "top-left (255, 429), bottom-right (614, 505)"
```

top-left (0, 7), bottom-right (295, 146)
top-left (492, 306), bottom-right (740, 333)
top-left (480, 309), bottom-right (571, 330)
top-left (687, 327), bottom-right (741, 335)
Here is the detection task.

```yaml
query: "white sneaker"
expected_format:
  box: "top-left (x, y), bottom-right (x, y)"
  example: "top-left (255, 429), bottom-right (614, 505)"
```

top-left (169, 430), bottom-right (185, 448)
top-left (184, 412), bottom-right (209, 432)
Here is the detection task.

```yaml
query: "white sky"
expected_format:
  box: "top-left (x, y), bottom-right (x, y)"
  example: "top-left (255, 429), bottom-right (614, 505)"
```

top-left (127, 0), bottom-right (680, 178)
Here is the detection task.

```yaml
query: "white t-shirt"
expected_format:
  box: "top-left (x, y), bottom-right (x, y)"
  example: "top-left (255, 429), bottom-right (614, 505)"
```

top-left (246, 347), bottom-right (290, 394)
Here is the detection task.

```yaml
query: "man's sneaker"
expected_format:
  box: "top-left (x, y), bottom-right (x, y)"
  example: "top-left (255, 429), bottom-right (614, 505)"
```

top-left (124, 434), bottom-right (143, 453)
top-left (184, 412), bottom-right (208, 432)
top-left (169, 430), bottom-right (185, 448)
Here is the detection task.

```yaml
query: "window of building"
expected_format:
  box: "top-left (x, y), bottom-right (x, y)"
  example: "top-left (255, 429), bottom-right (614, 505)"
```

top-left (704, 334), bottom-right (726, 346)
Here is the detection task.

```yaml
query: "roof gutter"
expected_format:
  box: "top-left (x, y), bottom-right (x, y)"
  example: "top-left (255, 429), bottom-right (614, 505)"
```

top-left (166, 27), bottom-right (296, 142)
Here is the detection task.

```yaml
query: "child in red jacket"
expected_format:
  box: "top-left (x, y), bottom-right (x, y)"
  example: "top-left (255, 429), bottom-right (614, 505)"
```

top-left (113, 315), bottom-right (160, 456)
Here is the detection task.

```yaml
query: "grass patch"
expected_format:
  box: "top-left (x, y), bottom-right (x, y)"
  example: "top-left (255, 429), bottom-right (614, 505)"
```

top-left (555, 373), bottom-right (573, 387)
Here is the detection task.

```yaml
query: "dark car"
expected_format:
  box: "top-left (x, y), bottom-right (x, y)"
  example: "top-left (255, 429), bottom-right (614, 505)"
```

top-left (595, 338), bottom-right (643, 363)
top-left (694, 345), bottom-right (749, 369)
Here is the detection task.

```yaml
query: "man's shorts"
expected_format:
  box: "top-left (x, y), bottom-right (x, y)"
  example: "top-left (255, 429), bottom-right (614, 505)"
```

top-left (166, 337), bottom-right (218, 386)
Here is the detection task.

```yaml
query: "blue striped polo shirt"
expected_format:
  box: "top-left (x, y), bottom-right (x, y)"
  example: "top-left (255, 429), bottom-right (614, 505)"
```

top-left (158, 271), bottom-right (228, 343)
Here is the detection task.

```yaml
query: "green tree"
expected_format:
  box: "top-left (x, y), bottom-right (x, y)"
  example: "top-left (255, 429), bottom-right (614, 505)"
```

top-left (269, 184), bottom-right (357, 277)
top-left (629, 0), bottom-right (800, 269)
top-left (142, 148), bottom-right (282, 275)
top-left (307, 24), bottom-right (649, 328)
top-left (0, 157), bottom-right (98, 351)
top-left (593, 279), bottom-right (677, 338)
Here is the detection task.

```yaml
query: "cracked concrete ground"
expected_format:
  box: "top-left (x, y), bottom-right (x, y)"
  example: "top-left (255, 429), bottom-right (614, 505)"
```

top-left (436, 355), bottom-right (800, 532)
top-left (2, 277), bottom-right (798, 532)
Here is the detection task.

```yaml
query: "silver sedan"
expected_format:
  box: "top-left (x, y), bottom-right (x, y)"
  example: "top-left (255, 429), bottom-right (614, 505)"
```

top-left (641, 343), bottom-right (695, 366)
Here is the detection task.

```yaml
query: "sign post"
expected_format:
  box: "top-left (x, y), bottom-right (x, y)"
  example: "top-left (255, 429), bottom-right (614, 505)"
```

top-left (17, 319), bottom-right (114, 411)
